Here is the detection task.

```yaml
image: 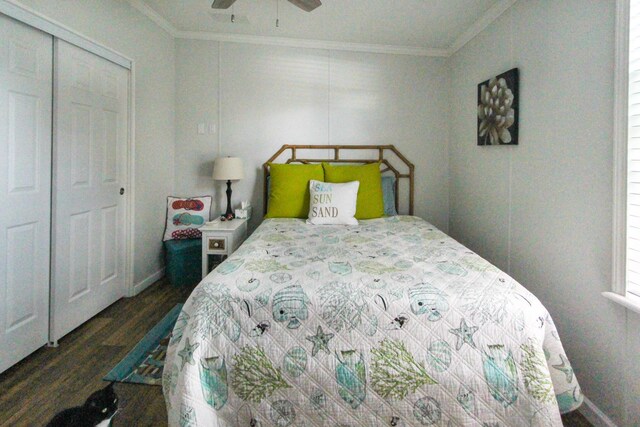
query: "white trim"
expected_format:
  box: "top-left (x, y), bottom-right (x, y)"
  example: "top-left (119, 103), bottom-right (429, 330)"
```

top-left (127, 0), bottom-right (177, 37)
top-left (132, 268), bottom-right (165, 296)
top-left (0, 0), bottom-right (132, 69)
top-left (613, 0), bottom-right (630, 295)
top-left (48, 38), bottom-right (60, 348)
top-left (177, 31), bottom-right (449, 57)
top-left (125, 0), bottom-right (523, 58)
top-left (602, 291), bottom-right (640, 315)
top-left (125, 62), bottom-right (137, 297)
top-left (580, 395), bottom-right (619, 427)
top-left (447, 0), bottom-right (518, 55)
top-left (125, 0), bottom-right (447, 57)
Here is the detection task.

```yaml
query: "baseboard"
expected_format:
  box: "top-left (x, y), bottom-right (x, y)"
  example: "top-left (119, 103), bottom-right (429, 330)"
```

top-left (131, 268), bottom-right (165, 296)
top-left (580, 395), bottom-right (618, 427)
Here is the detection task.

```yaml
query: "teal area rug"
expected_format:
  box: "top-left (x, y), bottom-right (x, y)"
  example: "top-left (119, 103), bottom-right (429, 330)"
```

top-left (104, 303), bottom-right (183, 386)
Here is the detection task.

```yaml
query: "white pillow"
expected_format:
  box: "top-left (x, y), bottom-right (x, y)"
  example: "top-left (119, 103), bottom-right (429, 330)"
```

top-left (307, 180), bottom-right (359, 225)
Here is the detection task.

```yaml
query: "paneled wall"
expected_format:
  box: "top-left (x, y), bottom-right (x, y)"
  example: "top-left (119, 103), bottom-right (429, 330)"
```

top-left (448, 1), bottom-right (639, 425)
top-left (175, 40), bottom-right (450, 231)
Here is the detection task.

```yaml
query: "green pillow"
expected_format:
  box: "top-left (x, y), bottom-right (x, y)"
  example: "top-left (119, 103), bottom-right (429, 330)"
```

top-left (322, 162), bottom-right (384, 219)
top-left (265, 163), bottom-right (324, 218)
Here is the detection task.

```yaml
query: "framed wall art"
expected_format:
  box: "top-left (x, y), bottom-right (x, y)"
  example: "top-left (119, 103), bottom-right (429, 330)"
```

top-left (477, 68), bottom-right (519, 146)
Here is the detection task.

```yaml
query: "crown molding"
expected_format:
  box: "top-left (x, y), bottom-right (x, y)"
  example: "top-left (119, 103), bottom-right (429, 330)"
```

top-left (177, 31), bottom-right (449, 57)
top-left (0, 0), bottom-right (132, 68)
top-left (127, 0), bottom-right (177, 37)
top-left (127, 0), bottom-right (517, 58)
top-left (126, 0), bottom-right (447, 57)
top-left (447, 0), bottom-right (518, 56)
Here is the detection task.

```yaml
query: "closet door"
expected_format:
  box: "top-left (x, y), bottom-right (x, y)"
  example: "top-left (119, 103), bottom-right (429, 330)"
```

top-left (0, 15), bottom-right (52, 373)
top-left (50, 40), bottom-right (128, 342)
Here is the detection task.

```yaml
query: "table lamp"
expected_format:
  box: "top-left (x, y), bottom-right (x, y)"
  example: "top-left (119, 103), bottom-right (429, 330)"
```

top-left (212, 156), bottom-right (244, 218)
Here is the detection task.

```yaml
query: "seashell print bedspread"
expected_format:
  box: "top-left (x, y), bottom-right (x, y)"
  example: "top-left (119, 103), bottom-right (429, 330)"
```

top-left (163, 216), bottom-right (582, 426)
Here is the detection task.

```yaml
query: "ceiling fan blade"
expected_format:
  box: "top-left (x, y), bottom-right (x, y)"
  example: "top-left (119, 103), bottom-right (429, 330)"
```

top-left (287, 0), bottom-right (322, 12)
top-left (211, 0), bottom-right (237, 9)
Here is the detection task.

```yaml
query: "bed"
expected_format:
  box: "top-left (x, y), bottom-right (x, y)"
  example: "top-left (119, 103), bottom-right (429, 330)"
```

top-left (163, 145), bottom-right (582, 426)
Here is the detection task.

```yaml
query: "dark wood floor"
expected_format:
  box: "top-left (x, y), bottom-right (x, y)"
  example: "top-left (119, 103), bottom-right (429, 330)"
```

top-left (0, 278), bottom-right (189, 427)
top-left (0, 278), bottom-right (593, 426)
top-left (562, 411), bottom-right (593, 427)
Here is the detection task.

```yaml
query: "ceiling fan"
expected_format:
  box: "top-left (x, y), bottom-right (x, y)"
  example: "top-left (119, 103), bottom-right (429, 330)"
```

top-left (211, 0), bottom-right (322, 13)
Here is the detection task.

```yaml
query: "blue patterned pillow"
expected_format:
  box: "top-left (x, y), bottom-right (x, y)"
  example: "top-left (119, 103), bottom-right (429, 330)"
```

top-left (381, 176), bottom-right (398, 216)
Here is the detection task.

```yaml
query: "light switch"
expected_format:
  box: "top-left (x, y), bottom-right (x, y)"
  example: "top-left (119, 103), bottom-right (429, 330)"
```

top-left (197, 123), bottom-right (206, 135)
top-left (209, 123), bottom-right (217, 134)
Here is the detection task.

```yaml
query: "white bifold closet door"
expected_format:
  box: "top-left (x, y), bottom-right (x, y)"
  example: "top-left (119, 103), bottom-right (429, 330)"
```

top-left (0, 16), bottom-right (53, 373)
top-left (50, 40), bottom-right (128, 342)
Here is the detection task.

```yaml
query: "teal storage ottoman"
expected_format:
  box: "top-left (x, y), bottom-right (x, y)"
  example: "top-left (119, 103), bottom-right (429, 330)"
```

top-left (164, 239), bottom-right (201, 287)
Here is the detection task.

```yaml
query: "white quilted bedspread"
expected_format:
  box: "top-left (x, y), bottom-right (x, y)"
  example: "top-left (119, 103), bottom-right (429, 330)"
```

top-left (163, 216), bottom-right (582, 426)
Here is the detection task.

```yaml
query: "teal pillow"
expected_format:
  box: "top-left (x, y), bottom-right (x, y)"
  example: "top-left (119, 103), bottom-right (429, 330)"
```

top-left (381, 176), bottom-right (398, 216)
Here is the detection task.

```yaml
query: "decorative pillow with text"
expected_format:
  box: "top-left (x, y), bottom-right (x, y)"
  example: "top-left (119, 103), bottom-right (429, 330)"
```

top-left (306, 180), bottom-right (359, 225)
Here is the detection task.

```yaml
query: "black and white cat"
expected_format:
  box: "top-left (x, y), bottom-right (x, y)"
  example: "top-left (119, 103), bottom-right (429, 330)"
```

top-left (46, 382), bottom-right (119, 427)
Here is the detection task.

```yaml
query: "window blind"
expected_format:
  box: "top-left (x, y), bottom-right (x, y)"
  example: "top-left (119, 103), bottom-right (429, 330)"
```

top-left (628, 0), bottom-right (640, 297)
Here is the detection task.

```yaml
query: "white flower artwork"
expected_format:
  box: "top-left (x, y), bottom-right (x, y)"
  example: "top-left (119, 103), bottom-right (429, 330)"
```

top-left (477, 68), bottom-right (519, 145)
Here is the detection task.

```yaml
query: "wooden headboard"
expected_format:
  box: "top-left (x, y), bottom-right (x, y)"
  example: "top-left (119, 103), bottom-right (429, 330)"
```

top-left (263, 145), bottom-right (415, 215)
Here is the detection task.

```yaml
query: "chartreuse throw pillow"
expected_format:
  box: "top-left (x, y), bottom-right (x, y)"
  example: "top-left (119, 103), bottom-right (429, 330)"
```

top-left (322, 162), bottom-right (384, 219)
top-left (265, 163), bottom-right (324, 218)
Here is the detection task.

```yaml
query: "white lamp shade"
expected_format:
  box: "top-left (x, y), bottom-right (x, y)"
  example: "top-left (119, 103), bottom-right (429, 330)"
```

top-left (212, 157), bottom-right (244, 181)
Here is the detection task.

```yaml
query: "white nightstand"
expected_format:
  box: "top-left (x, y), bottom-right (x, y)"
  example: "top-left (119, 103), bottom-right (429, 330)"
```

top-left (200, 218), bottom-right (248, 278)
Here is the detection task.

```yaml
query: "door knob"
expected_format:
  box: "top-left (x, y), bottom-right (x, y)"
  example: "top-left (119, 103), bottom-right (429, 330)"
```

top-left (120, 188), bottom-right (125, 195)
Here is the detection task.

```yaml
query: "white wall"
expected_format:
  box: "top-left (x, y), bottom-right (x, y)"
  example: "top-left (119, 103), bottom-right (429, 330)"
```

top-left (448, 1), bottom-right (639, 425)
top-left (8, 1), bottom-right (638, 423)
top-left (175, 39), bottom-right (450, 231)
top-left (12, 0), bottom-right (176, 286)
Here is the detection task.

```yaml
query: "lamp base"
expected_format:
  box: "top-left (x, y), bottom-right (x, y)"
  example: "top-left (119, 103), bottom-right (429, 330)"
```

top-left (224, 179), bottom-right (234, 218)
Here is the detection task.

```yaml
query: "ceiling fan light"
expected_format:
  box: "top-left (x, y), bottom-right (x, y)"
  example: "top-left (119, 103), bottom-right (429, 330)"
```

top-left (287, 0), bottom-right (322, 12)
top-left (211, 0), bottom-right (237, 9)
top-left (213, 0), bottom-right (321, 13)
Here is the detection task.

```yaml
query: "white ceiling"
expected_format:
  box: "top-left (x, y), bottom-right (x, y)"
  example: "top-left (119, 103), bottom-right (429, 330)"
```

top-left (140, 0), bottom-right (504, 52)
